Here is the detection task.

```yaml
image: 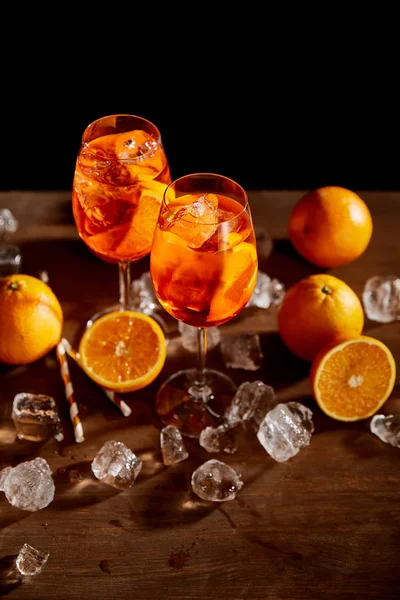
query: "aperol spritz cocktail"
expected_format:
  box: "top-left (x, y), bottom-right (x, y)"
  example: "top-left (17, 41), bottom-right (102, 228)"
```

top-left (72, 114), bottom-right (171, 315)
top-left (150, 173), bottom-right (258, 436)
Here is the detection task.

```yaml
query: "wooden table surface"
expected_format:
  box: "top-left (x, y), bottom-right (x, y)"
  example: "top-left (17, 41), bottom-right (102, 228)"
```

top-left (0, 190), bottom-right (399, 600)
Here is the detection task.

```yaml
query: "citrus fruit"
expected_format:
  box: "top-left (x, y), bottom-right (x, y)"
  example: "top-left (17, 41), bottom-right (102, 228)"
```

top-left (78, 311), bottom-right (167, 392)
top-left (289, 186), bottom-right (373, 268)
top-left (310, 336), bottom-right (396, 421)
top-left (278, 274), bottom-right (364, 361)
top-left (0, 274), bottom-right (63, 365)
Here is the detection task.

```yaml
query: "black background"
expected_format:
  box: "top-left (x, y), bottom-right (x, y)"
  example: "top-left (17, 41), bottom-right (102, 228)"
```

top-left (1, 31), bottom-right (398, 193)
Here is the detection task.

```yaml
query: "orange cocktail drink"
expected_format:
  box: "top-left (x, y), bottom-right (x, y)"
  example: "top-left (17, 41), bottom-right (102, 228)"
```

top-left (151, 192), bottom-right (257, 327)
top-left (73, 116), bottom-right (170, 264)
top-left (72, 114), bottom-right (171, 315)
top-left (150, 173), bottom-right (258, 437)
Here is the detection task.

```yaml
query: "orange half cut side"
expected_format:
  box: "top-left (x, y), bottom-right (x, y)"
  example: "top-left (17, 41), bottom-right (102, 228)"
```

top-left (311, 336), bottom-right (396, 421)
top-left (78, 311), bottom-right (167, 393)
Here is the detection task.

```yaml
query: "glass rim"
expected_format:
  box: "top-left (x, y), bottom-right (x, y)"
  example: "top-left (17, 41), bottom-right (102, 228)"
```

top-left (81, 113), bottom-right (163, 164)
top-left (162, 172), bottom-right (249, 226)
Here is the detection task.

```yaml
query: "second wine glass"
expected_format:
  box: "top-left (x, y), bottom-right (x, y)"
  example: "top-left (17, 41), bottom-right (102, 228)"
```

top-left (72, 114), bottom-right (171, 325)
top-left (150, 173), bottom-right (258, 437)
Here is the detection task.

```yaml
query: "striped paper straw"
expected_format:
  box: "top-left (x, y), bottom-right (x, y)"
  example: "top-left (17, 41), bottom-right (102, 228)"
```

top-left (61, 338), bottom-right (131, 417)
top-left (55, 341), bottom-right (85, 443)
top-left (102, 389), bottom-right (132, 417)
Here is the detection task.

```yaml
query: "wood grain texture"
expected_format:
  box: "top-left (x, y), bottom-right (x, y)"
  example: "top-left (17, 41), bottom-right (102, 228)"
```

top-left (1, 190), bottom-right (399, 600)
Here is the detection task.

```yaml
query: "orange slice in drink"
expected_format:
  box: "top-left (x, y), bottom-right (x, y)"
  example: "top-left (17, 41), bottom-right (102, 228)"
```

top-left (78, 311), bottom-right (167, 393)
top-left (310, 336), bottom-right (396, 421)
top-left (116, 180), bottom-right (168, 259)
top-left (208, 242), bottom-right (258, 323)
top-left (88, 180), bottom-right (168, 262)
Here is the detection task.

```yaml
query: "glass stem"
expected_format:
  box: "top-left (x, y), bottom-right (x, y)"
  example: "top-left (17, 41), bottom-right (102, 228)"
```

top-left (195, 327), bottom-right (207, 389)
top-left (119, 261), bottom-right (131, 311)
top-left (189, 327), bottom-right (216, 410)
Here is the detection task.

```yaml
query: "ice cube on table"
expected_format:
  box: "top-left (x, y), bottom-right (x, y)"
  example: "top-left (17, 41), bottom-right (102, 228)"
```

top-left (199, 423), bottom-right (239, 454)
top-left (38, 269), bottom-right (50, 284)
top-left (0, 208), bottom-right (19, 239)
top-left (131, 271), bottom-right (160, 313)
top-left (0, 245), bottom-right (21, 276)
top-left (370, 414), bottom-right (400, 447)
top-left (224, 380), bottom-right (277, 431)
top-left (0, 458), bottom-right (55, 511)
top-left (163, 193), bottom-right (218, 248)
top-left (362, 275), bottom-right (400, 323)
top-left (246, 271), bottom-right (285, 309)
top-left (255, 227), bottom-right (273, 259)
top-left (160, 425), bottom-right (189, 465)
top-left (12, 393), bottom-right (64, 442)
top-left (178, 322), bottom-right (221, 352)
top-left (16, 544), bottom-right (49, 576)
top-left (257, 402), bottom-right (314, 462)
top-left (191, 459), bottom-right (243, 502)
top-left (91, 440), bottom-right (142, 489)
top-left (221, 333), bottom-right (264, 371)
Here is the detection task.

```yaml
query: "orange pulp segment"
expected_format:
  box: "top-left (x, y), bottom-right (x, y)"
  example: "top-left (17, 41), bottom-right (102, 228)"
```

top-left (88, 180), bottom-right (168, 262)
top-left (116, 180), bottom-right (168, 259)
top-left (311, 336), bottom-right (396, 421)
top-left (208, 242), bottom-right (258, 322)
top-left (78, 311), bottom-right (167, 393)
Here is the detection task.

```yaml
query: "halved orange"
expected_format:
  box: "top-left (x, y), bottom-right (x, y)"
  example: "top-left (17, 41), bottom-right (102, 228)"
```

top-left (311, 336), bottom-right (396, 421)
top-left (78, 311), bottom-right (166, 393)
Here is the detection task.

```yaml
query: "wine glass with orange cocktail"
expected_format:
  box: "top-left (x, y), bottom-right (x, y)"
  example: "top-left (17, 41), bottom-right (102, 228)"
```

top-left (72, 114), bottom-right (171, 325)
top-left (150, 173), bottom-right (258, 437)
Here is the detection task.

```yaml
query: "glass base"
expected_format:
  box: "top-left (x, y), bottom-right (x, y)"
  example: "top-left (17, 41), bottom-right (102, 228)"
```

top-left (156, 368), bottom-right (237, 438)
top-left (86, 305), bottom-right (169, 339)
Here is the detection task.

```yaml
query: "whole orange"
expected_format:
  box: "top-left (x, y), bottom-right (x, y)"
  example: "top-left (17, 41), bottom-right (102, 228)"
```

top-left (277, 274), bottom-right (364, 361)
top-left (289, 186), bottom-right (373, 268)
top-left (0, 274), bottom-right (63, 365)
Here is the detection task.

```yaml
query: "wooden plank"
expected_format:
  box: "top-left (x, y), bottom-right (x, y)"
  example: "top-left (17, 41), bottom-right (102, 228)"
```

top-left (0, 190), bottom-right (399, 600)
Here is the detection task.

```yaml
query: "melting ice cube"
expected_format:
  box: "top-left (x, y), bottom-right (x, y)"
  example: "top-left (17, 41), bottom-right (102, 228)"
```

top-left (163, 193), bottom-right (218, 248)
top-left (12, 393), bottom-right (64, 442)
top-left (131, 271), bottom-right (160, 313)
top-left (257, 402), bottom-right (314, 462)
top-left (16, 544), bottom-right (49, 576)
top-left (0, 245), bottom-right (21, 276)
top-left (370, 414), bottom-right (400, 447)
top-left (362, 275), bottom-right (400, 323)
top-left (160, 425), bottom-right (189, 465)
top-left (91, 440), bottom-right (142, 489)
top-left (224, 380), bottom-right (277, 431)
top-left (115, 129), bottom-right (158, 160)
top-left (0, 208), bottom-right (19, 239)
top-left (178, 322), bottom-right (221, 352)
top-left (220, 333), bottom-right (263, 371)
top-left (0, 458), bottom-right (55, 511)
top-left (191, 459), bottom-right (243, 502)
top-left (246, 271), bottom-right (285, 309)
top-left (199, 423), bottom-right (239, 454)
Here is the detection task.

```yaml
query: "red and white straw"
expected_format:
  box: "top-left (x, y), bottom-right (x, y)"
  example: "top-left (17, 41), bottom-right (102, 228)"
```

top-left (55, 341), bottom-right (85, 443)
top-left (102, 389), bottom-right (132, 417)
top-left (61, 338), bottom-right (131, 417)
